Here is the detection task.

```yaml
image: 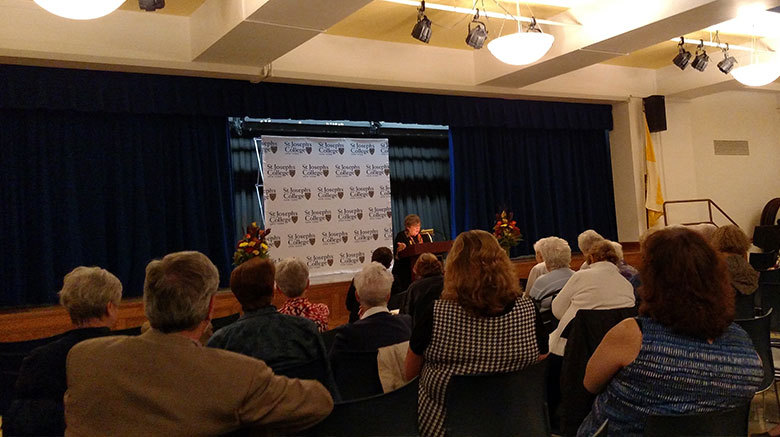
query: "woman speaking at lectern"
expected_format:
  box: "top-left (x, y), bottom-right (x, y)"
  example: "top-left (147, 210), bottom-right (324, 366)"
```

top-left (393, 214), bottom-right (425, 294)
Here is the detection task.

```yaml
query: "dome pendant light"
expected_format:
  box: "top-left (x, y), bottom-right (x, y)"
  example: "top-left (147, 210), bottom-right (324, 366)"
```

top-left (730, 31), bottom-right (780, 87)
top-left (487, 17), bottom-right (554, 66)
top-left (33, 0), bottom-right (125, 20)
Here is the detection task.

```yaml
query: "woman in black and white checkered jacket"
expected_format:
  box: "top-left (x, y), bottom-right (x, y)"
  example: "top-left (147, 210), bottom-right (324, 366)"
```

top-left (405, 229), bottom-right (549, 437)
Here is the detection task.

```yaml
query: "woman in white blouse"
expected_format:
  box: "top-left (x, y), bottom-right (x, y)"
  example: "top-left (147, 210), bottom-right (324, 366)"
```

top-left (549, 240), bottom-right (635, 356)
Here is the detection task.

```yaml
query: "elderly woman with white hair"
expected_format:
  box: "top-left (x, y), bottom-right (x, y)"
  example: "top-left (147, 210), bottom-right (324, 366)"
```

top-left (529, 237), bottom-right (574, 315)
top-left (577, 229), bottom-right (605, 270)
top-left (276, 257), bottom-right (330, 332)
top-left (6, 266), bottom-right (122, 436)
top-left (525, 238), bottom-right (550, 294)
top-left (331, 262), bottom-right (412, 354)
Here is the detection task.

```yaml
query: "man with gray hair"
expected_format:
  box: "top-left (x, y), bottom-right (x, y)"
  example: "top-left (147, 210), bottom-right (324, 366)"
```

top-left (65, 251), bottom-right (333, 436)
top-left (331, 262), bottom-right (411, 354)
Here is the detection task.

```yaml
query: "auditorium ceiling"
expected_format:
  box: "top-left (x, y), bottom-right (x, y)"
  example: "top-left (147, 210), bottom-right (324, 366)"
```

top-left (0, 0), bottom-right (778, 101)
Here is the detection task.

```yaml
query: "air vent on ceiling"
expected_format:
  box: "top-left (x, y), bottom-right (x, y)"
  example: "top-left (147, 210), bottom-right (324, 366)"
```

top-left (713, 140), bottom-right (749, 155)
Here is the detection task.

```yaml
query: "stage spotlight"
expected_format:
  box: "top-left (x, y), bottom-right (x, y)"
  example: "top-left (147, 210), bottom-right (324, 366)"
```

top-left (672, 38), bottom-right (692, 70)
top-left (691, 41), bottom-right (709, 72)
top-left (465, 10), bottom-right (488, 49)
top-left (717, 44), bottom-right (737, 74)
top-left (139, 0), bottom-right (164, 11)
top-left (411, 1), bottom-right (432, 44)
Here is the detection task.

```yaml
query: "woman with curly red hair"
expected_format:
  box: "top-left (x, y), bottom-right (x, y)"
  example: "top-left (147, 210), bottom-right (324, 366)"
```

top-left (577, 227), bottom-right (762, 436)
top-left (405, 230), bottom-right (547, 437)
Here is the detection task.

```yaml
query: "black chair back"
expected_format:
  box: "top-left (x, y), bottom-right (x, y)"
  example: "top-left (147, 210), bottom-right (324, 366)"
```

top-left (307, 377), bottom-right (419, 437)
top-left (734, 288), bottom-right (763, 320)
top-left (643, 403), bottom-right (750, 437)
top-left (735, 308), bottom-right (774, 393)
top-left (444, 360), bottom-right (550, 437)
top-left (388, 291), bottom-right (408, 311)
top-left (211, 313), bottom-right (240, 331)
top-left (320, 327), bottom-right (341, 354)
top-left (330, 349), bottom-right (383, 401)
top-left (0, 333), bottom-right (67, 415)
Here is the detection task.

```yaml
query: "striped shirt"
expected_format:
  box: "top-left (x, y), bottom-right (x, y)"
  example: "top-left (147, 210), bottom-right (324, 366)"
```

top-left (577, 316), bottom-right (763, 436)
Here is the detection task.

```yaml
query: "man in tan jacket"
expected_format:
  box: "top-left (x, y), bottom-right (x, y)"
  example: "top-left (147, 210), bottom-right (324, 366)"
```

top-left (64, 251), bottom-right (333, 436)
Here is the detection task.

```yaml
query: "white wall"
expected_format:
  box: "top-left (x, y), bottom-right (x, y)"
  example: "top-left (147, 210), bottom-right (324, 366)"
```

top-left (659, 91), bottom-right (780, 232)
top-left (689, 91), bottom-right (780, 231)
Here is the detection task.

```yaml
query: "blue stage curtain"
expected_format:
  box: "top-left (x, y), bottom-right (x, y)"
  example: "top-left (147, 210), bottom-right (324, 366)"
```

top-left (389, 135), bottom-right (451, 242)
top-left (0, 109), bottom-right (234, 306)
top-left (0, 65), bottom-right (612, 131)
top-left (450, 127), bottom-right (617, 257)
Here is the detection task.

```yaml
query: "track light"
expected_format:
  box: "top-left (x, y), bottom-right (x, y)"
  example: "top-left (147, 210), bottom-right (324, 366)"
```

top-left (411, 1), bottom-right (432, 44)
top-left (465, 10), bottom-right (488, 49)
top-left (691, 40), bottom-right (709, 72)
top-left (138, 0), bottom-right (164, 11)
top-left (717, 43), bottom-right (737, 74)
top-left (672, 37), bottom-right (692, 70)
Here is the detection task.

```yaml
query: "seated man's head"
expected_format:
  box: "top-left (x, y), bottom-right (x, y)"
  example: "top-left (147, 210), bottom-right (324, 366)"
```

top-left (371, 247), bottom-right (393, 269)
top-left (144, 251), bottom-right (219, 333)
top-left (230, 256), bottom-right (275, 312)
top-left (413, 253), bottom-right (442, 278)
top-left (59, 266), bottom-right (122, 328)
top-left (275, 257), bottom-right (309, 299)
top-left (587, 240), bottom-right (620, 266)
top-left (355, 262), bottom-right (394, 309)
top-left (577, 229), bottom-right (605, 256)
top-left (539, 237), bottom-right (571, 271)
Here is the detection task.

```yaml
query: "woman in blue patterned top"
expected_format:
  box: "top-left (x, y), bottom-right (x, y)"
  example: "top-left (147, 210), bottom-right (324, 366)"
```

top-left (577, 227), bottom-right (763, 437)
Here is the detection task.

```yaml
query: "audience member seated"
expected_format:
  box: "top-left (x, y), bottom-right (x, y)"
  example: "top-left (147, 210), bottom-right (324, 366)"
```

top-left (65, 251), bottom-right (333, 436)
top-left (611, 241), bottom-right (639, 282)
top-left (577, 227), bottom-right (763, 436)
top-left (711, 225), bottom-right (760, 305)
top-left (576, 229), bottom-right (605, 271)
top-left (549, 240), bottom-right (635, 357)
top-left (346, 247), bottom-right (393, 323)
top-left (529, 237), bottom-right (574, 314)
top-left (5, 266), bottom-right (122, 436)
top-left (208, 256), bottom-right (338, 397)
top-left (402, 252), bottom-right (444, 325)
top-left (332, 262), bottom-right (412, 355)
top-left (405, 230), bottom-right (548, 437)
top-left (525, 238), bottom-right (550, 294)
top-left (276, 257), bottom-right (330, 332)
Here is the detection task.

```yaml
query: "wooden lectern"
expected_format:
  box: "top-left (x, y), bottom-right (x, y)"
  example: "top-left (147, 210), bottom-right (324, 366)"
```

top-left (398, 241), bottom-right (453, 280)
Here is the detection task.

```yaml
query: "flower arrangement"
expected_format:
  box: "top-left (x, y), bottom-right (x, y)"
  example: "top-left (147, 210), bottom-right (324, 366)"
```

top-left (233, 222), bottom-right (271, 266)
top-left (493, 210), bottom-right (523, 250)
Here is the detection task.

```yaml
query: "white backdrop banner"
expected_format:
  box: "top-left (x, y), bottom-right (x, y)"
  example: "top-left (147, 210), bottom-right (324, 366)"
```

top-left (260, 136), bottom-right (393, 283)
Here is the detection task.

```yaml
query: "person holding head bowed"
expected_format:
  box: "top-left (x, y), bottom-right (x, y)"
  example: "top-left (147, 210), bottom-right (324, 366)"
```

top-left (577, 227), bottom-right (762, 436)
top-left (393, 214), bottom-right (426, 293)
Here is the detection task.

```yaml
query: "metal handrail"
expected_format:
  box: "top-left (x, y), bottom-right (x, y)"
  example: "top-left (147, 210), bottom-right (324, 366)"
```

top-left (662, 199), bottom-right (738, 227)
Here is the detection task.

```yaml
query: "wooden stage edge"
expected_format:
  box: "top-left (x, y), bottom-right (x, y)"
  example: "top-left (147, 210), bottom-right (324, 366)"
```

top-left (0, 243), bottom-right (641, 342)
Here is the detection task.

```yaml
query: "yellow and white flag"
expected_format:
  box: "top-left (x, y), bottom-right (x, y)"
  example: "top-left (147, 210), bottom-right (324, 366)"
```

top-left (644, 115), bottom-right (664, 227)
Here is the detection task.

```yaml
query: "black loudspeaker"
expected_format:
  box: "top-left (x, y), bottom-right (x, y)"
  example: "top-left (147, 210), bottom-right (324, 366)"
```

top-left (643, 95), bottom-right (667, 132)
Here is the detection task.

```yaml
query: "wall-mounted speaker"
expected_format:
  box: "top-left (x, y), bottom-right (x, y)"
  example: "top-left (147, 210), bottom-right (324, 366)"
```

top-left (643, 95), bottom-right (667, 133)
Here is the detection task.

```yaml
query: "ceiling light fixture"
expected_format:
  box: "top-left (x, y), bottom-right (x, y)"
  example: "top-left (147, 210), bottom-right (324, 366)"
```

top-left (384, 0), bottom-right (570, 27)
top-left (487, 17), bottom-right (554, 66)
top-left (731, 34), bottom-right (780, 87)
top-left (411, 1), bottom-right (432, 43)
top-left (33, 0), bottom-right (124, 20)
top-left (465, 10), bottom-right (488, 49)
top-left (672, 37), bottom-right (692, 70)
top-left (691, 40), bottom-right (709, 72)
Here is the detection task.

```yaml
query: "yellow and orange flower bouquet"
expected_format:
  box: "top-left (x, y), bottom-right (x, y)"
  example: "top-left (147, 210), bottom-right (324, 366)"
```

top-left (233, 222), bottom-right (271, 266)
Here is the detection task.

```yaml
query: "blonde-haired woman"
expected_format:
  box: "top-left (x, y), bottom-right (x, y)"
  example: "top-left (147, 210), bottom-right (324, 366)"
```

top-left (405, 230), bottom-right (547, 437)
